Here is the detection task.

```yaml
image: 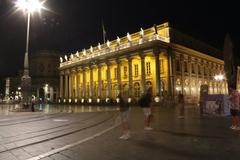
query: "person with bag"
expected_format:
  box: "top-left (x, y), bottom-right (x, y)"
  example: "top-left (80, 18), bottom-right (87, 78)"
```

top-left (118, 89), bottom-right (131, 140)
top-left (139, 87), bottom-right (153, 130)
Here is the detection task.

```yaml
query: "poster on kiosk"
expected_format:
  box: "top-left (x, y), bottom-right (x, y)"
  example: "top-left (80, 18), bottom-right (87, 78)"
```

top-left (200, 85), bottom-right (230, 116)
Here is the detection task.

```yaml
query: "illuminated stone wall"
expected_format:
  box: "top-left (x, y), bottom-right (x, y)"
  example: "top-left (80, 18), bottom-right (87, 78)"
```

top-left (59, 22), bottom-right (229, 104)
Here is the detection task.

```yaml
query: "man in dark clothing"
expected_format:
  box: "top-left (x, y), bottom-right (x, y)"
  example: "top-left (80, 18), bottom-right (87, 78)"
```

top-left (140, 87), bottom-right (153, 130)
top-left (178, 92), bottom-right (184, 118)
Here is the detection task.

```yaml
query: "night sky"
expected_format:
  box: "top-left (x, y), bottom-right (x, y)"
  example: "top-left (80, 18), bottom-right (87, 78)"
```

top-left (0, 0), bottom-right (239, 78)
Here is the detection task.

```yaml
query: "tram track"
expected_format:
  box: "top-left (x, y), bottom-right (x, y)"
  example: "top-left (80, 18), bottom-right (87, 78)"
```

top-left (0, 112), bottom-right (69, 127)
top-left (0, 112), bottom-right (101, 143)
top-left (0, 112), bottom-right (117, 154)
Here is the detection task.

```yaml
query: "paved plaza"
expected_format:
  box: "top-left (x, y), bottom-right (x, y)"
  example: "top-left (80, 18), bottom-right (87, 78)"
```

top-left (0, 104), bottom-right (239, 160)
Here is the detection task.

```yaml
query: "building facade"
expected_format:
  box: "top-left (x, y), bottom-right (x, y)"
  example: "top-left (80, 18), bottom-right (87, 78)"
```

top-left (5, 50), bottom-right (61, 103)
top-left (29, 51), bottom-right (60, 102)
top-left (59, 22), bottom-right (228, 104)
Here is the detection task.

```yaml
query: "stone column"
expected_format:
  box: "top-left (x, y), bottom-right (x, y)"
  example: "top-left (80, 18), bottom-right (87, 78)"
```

top-left (64, 71), bottom-right (69, 99)
top-left (128, 57), bottom-right (133, 97)
top-left (154, 48), bottom-right (161, 96)
top-left (76, 68), bottom-right (80, 99)
top-left (140, 54), bottom-right (146, 94)
top-left (98, 64), bottom-right (102, 98)
top-left (60, 72), bottom-right (64, 98)
top-left (117, 60), bottom-right (122, 92)
top-left (106, 62), bottom-right (111, 97)
top-left (167, 49), bottom-right (174, 97)
top-left (69, 72), bottom-right (72, 98)
top-left (180, 55), bottom-right (184, 93)
top-left (82, 67), bottom-right (86, 98)
top-left (90, 66), bottom-right (93, 97)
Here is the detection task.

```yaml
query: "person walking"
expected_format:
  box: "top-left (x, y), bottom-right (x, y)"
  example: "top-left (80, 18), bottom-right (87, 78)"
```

top-left (178, 92), bottom-right (185, 119)
top-left (139, 87), bottom-right (153, 130)
top-left (31, 96), bottom-right (35, 112)
top-left (118, 89), bottom-right (131, 140)
top-left (229, 88), bottom-right (240, 130)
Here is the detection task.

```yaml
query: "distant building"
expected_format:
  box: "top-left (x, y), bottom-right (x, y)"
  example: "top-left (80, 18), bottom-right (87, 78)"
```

top-left (5, 50), bottom-right (61, 103)
top-left (58, 22), bottom-right (240, 104)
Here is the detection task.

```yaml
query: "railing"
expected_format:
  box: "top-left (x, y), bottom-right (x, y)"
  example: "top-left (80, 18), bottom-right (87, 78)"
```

top-left (60, 34), bottom-right (170, 68)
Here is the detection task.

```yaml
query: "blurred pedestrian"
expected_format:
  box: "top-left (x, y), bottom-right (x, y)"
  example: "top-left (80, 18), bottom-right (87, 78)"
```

top-left (178, 92), bottom-right (184, 119)
top-left (31, 96), bottom-right (35, 112)
top-left (118, 89), bottom-right (130, 140)
top-left (139, 87), bottom-right (153, 130)
top-left (229, 88), bottom-right (240, 130)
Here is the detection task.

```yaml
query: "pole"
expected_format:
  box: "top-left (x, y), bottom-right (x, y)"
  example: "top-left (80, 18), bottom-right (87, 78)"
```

top-left (102, 20), bottom-right (106, 44)
top-left (23, 12), bottom-right (31, 77)
top-left (21, 12), bottom-right (32, 107)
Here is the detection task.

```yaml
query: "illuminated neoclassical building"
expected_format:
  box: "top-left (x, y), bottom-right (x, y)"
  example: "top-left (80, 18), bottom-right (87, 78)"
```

top-left (59, 22), bottom-right (228, 103)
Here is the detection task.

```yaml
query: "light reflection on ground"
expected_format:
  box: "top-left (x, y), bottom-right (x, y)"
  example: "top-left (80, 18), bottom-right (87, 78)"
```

top-left (0, 104), bottom-right (119, 116)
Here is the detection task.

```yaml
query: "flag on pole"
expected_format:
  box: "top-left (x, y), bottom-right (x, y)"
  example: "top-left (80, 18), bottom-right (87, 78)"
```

top-left (102, 20), bottom-right (106, 44)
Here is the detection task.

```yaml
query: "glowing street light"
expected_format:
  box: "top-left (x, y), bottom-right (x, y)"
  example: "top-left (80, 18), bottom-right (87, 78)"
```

top-left (15, 0), bottom-right (45, 13)
top-left (214, 74), bottom-right (224, 81)
top-left (15, 0), bottom-right (47, 105)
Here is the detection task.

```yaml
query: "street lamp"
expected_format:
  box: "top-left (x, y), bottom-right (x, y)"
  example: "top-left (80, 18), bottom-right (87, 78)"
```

top-left (15, 0), bottom-right (46, 105)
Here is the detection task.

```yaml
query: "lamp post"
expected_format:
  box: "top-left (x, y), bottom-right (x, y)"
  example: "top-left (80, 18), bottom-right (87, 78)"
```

top-left (15, 0), bottom-right (46, 106)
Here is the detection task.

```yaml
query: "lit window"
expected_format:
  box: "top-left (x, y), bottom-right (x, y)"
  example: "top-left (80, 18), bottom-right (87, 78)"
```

top-left (134, 64), bottom-right (138, 77)
top-left (124, 66), bottom-right (127, 78)
top-left (146, 62), bottom-right (151, 75)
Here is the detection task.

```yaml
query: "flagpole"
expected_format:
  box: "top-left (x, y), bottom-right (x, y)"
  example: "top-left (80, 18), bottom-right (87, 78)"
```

top-left (102, 20), bottom-right (106, 44)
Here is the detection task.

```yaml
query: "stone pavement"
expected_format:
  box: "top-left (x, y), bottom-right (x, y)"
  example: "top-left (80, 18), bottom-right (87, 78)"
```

top-left (45, 106), bottom-right (240, 160)
top-left (0, 104), bottom-right (240, 160)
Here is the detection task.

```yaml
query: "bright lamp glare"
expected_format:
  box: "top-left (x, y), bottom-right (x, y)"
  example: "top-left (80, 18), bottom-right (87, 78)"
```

top-left (15, 0), bottom-right (45, 13)
top-left (214, 74), bottom-right (224, 81)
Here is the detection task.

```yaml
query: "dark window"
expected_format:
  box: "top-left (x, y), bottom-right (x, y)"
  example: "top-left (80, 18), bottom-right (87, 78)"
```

top-left (176, 60), bottom-right (180, 72)
top-left (48, 64), bottom-right (51, 73)
top-left (39, 64), bottom-right (44, 73)
top-left (184, 62), bottom-right (188, 73)
top-left (198, 65), bottom-right (201, 75)
top-left (192, 63), bottom-right (195, 74)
